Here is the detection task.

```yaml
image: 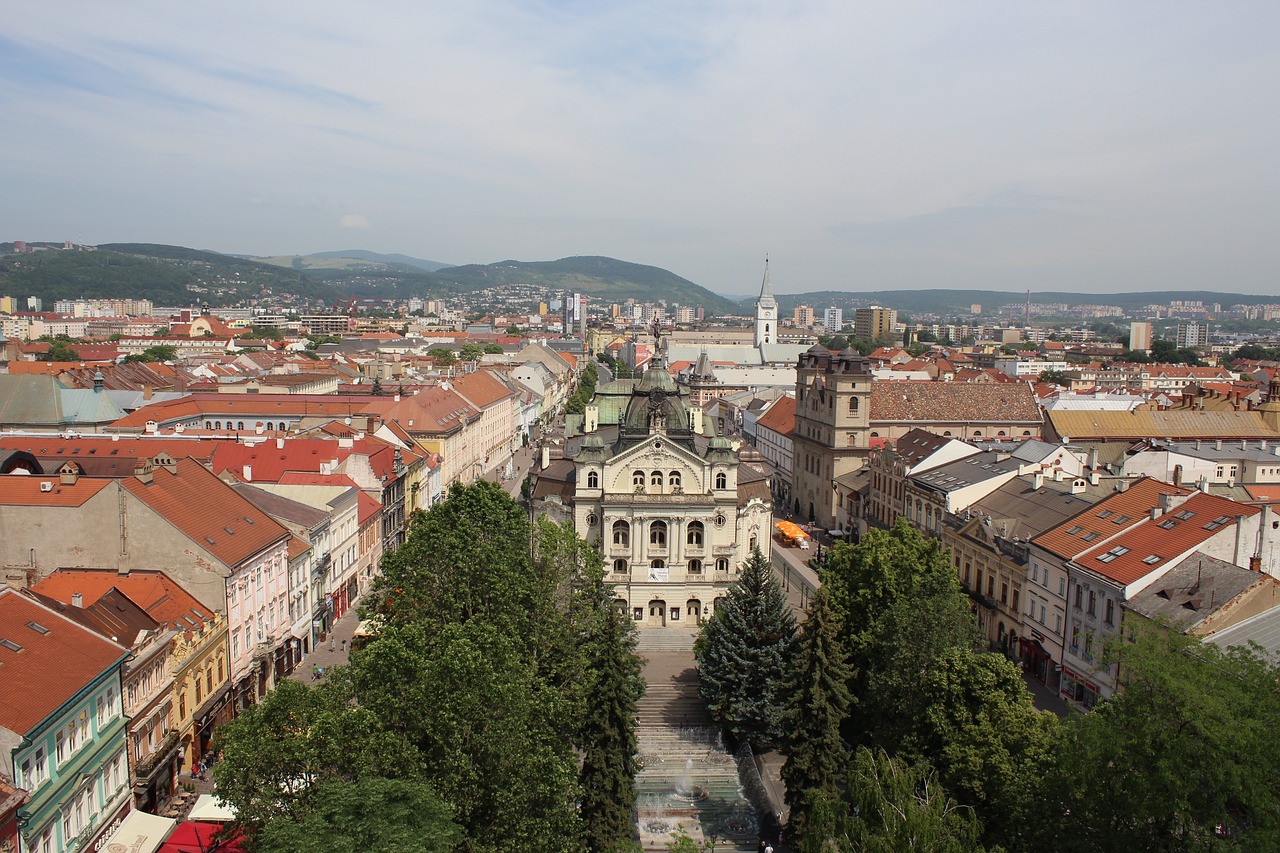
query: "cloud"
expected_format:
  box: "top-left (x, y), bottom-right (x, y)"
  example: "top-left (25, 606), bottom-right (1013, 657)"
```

top-left (1, 1), bottom-right (1279, 295)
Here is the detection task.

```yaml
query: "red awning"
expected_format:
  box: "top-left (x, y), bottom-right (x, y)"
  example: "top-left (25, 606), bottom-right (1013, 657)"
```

top-left (158, 822), bottom-right (246, 853)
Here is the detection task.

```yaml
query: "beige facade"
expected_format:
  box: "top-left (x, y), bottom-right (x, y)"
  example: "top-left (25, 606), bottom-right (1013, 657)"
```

top-left (790, 347), bottom-right (873, 527)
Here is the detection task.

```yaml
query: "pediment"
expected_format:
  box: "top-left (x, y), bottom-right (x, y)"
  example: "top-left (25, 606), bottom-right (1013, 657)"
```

top-left (605, 436), bottom-right (704, 470)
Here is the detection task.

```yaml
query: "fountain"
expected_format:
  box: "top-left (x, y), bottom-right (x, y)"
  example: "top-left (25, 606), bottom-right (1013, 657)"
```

top-left (669, 758), bottom-right (709, 804)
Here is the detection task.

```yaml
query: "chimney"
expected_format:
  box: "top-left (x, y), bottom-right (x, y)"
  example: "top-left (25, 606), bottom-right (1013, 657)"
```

top-left (1216, 439), bottom-right (1223, 451)
top-left (1172, 464), bottom-right (1183, 487)
top-left (1033, 472), bottom-right (1044, 490)
top-left (1234, 515), bottom-right (1249, 567)
top-left (71, 593), bottom-right (82, 608)
top-left (276, 438), bottom-right (285, 449)
top-left (243, 465), bottom-right (252, 482)
top-left (1089, 470), bottom-right (1099, 486)
top-left (143, 384), bottom-right (153, 401)
top-left (1053, 468), bottom-right (1064, 482)
top-left (1150, 506), bottom-right (1163, 521)
top-left (92, 371), bottom-right (104, 392)
top-left (1088, 448), bottom-right (1098, 470)
top-left (541, 445), bottom-right (550, 470)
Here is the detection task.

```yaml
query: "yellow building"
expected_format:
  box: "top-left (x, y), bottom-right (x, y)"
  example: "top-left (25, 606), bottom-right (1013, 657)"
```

top-left (171, 612), bottom-right (230, 761)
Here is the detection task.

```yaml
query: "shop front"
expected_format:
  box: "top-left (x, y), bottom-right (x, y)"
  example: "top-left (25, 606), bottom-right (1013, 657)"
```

top-left (193, 683), bottom-right (232, 758)
top-left (1019, 634), bottom-right (1059, 689)
top-left (86, 800), bottom-right (133, 853)
top-left (132, 731), bottom-right (183, 814)
top-left (1058, 665), bottom-right (1100, 710)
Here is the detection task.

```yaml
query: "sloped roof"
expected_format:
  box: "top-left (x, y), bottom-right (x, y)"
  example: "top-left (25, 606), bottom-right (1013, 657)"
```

top-left (0, 436), bottom-right (223, 477)
top-left (963, 476), bottom-right (1101, 543)
top-left (755, 396), bottom-right (796, 437)
top-left (1074, 491), bottom-right (1259, 586)
top-left (231, 483), bottom-right (329, 529)
top-left (0, 475), bottom-right (113, 507)
top-left (0, 588), bottom-right (127, 734)
top-left (0, 375), bottom-right (127, 427)
top-left (1047, 409), bottom-right (1279, 441)
top-left (1034, 477), bottom-right (1193, 559)
top-left (122, 459), bottom-right (289, 567)
top-left (870, 381), bottom-right (1041, 424)
top-left (1126, 551), bottom-right (1270, 631)
top-left (31, 568), bottom-right (215, 637)
top-left (357, 491), bottom-right (382, 525)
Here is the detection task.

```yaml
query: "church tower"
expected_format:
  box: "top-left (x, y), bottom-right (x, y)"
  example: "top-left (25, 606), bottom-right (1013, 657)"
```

top-left (754, 258), bottom-right (778, 347)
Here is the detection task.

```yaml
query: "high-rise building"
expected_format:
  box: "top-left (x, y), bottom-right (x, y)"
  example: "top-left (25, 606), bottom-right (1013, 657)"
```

top-left (1129, 321), bottom-right (1153, 353)
top-left (823, 307), bottom-right (843, 333)
top-left (854, 307), bottom-right (898, 343)
top-left (1176, 321), bottom-right (1209, 349)
top-left (794, 305), bottom-right (815, 327)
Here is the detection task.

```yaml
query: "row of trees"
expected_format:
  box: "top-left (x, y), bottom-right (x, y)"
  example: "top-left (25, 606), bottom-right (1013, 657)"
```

top-left (697, 521), bottom-right (1280, 851)
top-left (213, 482), bottom-right (645, 852)
top-left (563, 363), bottom-right (600, 415)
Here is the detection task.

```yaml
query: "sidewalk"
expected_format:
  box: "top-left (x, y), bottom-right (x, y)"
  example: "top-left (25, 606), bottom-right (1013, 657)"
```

top-left (289, 596), bottom-right (366, 686)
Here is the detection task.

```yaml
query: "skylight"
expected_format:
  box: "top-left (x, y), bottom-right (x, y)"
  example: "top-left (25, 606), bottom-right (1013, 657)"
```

top-left (1142, 555), bottom-right (1161, 565)
top-left (25, 621), bottom-right (49, 635)
top-left (1097, 510), bottom-right (1114, 519)
top-left (1066, 525), bottom-right (1084, 535)
top-left (0, 639), bottom-right (22, 652)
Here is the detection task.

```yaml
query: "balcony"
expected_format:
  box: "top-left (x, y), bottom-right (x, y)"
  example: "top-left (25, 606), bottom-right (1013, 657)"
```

top-left (132, 729), bottom-right (180, 783)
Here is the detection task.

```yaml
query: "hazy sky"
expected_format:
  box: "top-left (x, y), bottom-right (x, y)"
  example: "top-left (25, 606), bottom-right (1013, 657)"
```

top-left (4, 1), bottom-right (1279, 296)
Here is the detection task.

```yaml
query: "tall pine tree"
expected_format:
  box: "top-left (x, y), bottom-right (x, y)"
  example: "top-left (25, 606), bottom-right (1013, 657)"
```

top-left (695, 547), bottom-right (797, 748)
top-left (577, 599), bottom-right (645, 852)
top-left (779, 586), bottom-right (853, 845)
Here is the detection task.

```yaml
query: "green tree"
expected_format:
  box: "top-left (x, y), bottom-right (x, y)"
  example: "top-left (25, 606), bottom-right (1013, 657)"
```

top-left (1034, 623), bottom-right (1280, 852)
top-left (212, 677), bottom-right (420, 840)
top-left (366, 481), bottom-right (536, 635)
top-left (577, 599), bottom-right (645, 851)
top-left (780, 587), bottom-right (854, 844)
top-left (695, 548), bottom-right (797, 748)
top-left (505, 324), bottom-right (523, 336)
top-left (41, 337), bottom-right (80, 362)
top-left (253, 777), bottom-right (460, 853)
top-left (350, 619), bottom-right (584, 851)
top-left (459, 343), bottom-right (484, 361)
top-left (121, 344), bottom-right (177, 363)
top-left (845, 748), bottom-right (986, 853)
top-left (1038, 368), bottom-right (1068, 386)
top-left (370, 376), bottom-right (384, 396)
top-left (484, 343), bottom-right (504, 354)
top-left (428, 347), bottom-right (456, 366)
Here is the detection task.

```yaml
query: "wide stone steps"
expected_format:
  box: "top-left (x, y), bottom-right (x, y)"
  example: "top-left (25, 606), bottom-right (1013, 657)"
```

top-left (635, 628), bottom-right (699, 654)
top-left (635, 650), bottom-right (758, 852)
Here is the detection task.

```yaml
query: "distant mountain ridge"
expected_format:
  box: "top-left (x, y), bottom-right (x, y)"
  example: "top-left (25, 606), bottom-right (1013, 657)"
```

top-left (302, 249), bottom-right (452, 271)
top-left (749, 288), bottom-right (1271, 315)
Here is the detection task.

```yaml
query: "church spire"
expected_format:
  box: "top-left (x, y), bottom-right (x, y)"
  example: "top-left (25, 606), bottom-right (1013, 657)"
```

top-left (759, 255), bottom-right (774, 302)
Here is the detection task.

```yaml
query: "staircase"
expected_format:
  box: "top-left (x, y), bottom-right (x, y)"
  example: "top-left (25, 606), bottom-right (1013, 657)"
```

top-left (634, 627), bottom-right (699, 655)
top-left (634, 651), bottom-right (758, 851)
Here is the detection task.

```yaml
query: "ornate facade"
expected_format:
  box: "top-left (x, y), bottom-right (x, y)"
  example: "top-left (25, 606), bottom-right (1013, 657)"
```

top-left (537, 365), bottom-right (773, 629)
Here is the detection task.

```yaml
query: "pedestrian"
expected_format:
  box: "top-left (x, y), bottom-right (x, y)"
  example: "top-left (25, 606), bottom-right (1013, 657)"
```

top-left (340, 639), bottom-right (347, 654)
top-left (312, 663), bottom-right (319, 680)
top-left (329, 636), bottom-right (335, 653)
top-left (764, 844), bottom-right (773, 853)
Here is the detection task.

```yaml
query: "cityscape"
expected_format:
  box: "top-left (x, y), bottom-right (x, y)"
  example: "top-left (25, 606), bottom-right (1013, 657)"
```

top-left (5, 2), bottom-right (1280, 851)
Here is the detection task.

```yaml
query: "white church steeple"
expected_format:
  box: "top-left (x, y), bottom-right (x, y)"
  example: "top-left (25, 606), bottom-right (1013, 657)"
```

top-left (754, 256), bottom-right (778, 347)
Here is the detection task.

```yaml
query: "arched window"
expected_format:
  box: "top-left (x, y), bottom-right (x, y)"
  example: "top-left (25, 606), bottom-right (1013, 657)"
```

top-left (749, 533), bottom-right (758, 551)
top-left (633, 470), bottom-right (645, 489)
top-left (613, 559), bottom-right (627, 574)
top-left (237, 421), bottom-right (245, 431)
top-left (586, 470), bottom-right (599, 488)
top-left (669, 471), bottom-right (681, 489)
top-left (688, 559), bottom-right (702, 574)
top-left (214, 421), bottom-right (222, 430)
top-left (650, 470), bottom-right (663, 488)
top-left (687, 521), bottom-right (704, 547)
top-left (650, 521), bottom-right (667, 547)
top-left (1023, 430), bottom-right (1032, 436)
top-left (943, 430), bottom-right (952, 436)
top-left (204, 421), bottom-right (212, 429)
top-left (612, 520), bottom-right (630, 547)
top-left (715, 472), bottom-right (727, 489)
top-left (687, 599), bottom-right (702, 619)
top-left (973, 430), bottom-right (983, 437)
top-left (849, 397), bottom-right (859, 414)
top-left (278, 422), bottom-right (286, 432)
top-left (997, 431), bottom-right (1007, 437)
top-left (870, 431), bottom-right (879, 438)
top-left (716, 558), bottom-right (729, 573)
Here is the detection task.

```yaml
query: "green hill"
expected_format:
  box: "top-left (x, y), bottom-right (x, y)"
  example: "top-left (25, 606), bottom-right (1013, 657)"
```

top-left (0, 244), bottom-right (332, 306)
top-left (754, 288), bottom-right (1270, 316)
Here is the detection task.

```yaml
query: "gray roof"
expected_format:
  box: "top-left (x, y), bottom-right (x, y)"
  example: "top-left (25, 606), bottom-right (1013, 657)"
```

top-left (1125, 552), bottom-right (1266, 632)
top-left (231, 482), bottom-right (329, 530)
top-left (0, 375), bottom-right (127, 428)
top-left (913, 450), bottom-right (1018, 494)
top-left (1148, 438), bottom-right (1280, 464)
top-left (962, 475), bottom-right (1101, 542)
top-left (1205, 601), bottom-right (1280, 662)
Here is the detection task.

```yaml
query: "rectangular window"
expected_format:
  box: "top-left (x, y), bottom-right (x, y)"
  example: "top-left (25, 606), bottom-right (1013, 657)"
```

top-left (35, 747), bottom-right (46, 784)
top-left (1054, 613), bottom-right (1063, 633)
top-left (1087, 590), bottom-right (1096, 616)
top-left (1074, 584), bottom-right (1083, 610)
top-left (1001, 582), bottom-right (1009, 605)
top-left (1012, 589), bottom-right (1020, 613)
top-left (56, 730), bottom-right (65, 764)
top-left (1039, 604), bottom-right (1046, 624)
top-left (1105, 598), bottom-right (1115, 625)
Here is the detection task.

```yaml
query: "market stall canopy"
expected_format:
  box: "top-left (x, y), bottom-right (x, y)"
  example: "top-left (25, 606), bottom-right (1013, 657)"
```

top-left (774, 520), bottom-right (808, 540)
top-left (100, 810), bottom-right (177, 853)
top-left (187, 794), bottom-right (235, 822)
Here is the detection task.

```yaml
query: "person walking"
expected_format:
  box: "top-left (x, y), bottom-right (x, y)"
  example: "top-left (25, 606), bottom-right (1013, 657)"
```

top-left (340, 638), bottom-right (347, 654)
top-left (329, 636), bottom-right (336, 653)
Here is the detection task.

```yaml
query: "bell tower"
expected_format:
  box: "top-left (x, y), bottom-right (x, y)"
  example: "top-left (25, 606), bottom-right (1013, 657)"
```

top-left (754, 257), bottom-right (778, 347)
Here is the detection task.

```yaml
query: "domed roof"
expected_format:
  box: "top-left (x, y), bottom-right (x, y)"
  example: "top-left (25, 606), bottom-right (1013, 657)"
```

top-left (635, 365), bottom-right (678, 394)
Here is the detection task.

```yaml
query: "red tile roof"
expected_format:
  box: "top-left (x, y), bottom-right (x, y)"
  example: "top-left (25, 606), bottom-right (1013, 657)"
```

top-left (210, 436), bottom-right (419, 485)
top-left (451, 370), bottom-right (516, 409)
top-left (31, 569), bottom-right (215, 637)
top-left (1074, 492), bottom-right (1260, 586)
top-left (0, 436), bottom-right (225, 477)
top-left (121, 458), bottom-right (290, 567)
top-left (357, 491), bottom-right (382, 525)
top-left (0, 476), bottom-right (112, 507)
top-left (1034, 477), bottom-right (1193, 559)
top-left (109, 393), bottom-right (384, 429)
top-left (0, 588), bottom-right (127, 733)
top-left (755, 396), bottom-right (797, 437)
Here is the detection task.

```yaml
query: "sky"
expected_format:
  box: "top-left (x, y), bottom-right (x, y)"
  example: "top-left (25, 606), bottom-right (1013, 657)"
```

top-left (4, 1), bottom-right (1279, 297)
